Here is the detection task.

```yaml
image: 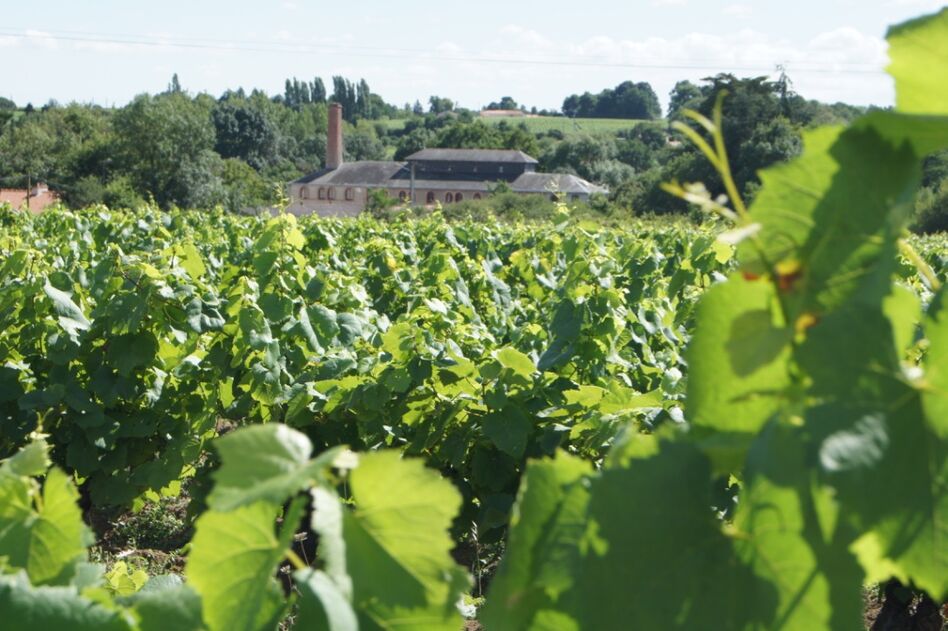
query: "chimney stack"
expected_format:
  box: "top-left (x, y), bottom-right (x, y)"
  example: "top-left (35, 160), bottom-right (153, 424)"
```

top-left (326, 103), bottom-right (343, 170)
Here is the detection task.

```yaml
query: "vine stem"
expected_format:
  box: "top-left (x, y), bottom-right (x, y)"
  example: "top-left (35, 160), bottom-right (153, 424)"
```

top-left (286, 550), bottom-right (308, 571)
top-left (898, 238), bottom-right (942, 291)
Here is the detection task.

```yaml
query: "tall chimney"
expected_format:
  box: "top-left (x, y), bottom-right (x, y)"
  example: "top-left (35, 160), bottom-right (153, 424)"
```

top-left (326, 102), bottom-right (343, 170)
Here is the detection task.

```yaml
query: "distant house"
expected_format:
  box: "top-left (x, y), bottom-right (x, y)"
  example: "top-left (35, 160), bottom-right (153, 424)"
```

top-left (0, 183), bottom-right (59, 213)
top-left (287, 104), bottom-right (607, 217)
top-left (479, 109), bottom-right (527, 118)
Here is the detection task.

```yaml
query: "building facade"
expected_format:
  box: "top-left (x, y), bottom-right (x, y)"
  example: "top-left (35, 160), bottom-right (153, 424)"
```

top-left (287, 104), bottom-right (607, 217)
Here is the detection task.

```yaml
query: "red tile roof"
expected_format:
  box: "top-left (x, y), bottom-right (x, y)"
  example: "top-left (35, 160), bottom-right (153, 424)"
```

top-left (0, 188), bottom-right (59, 214)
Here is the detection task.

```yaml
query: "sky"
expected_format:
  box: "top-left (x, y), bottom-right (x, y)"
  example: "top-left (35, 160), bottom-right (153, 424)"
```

top-left (0, 0), bottom-right (945, 112)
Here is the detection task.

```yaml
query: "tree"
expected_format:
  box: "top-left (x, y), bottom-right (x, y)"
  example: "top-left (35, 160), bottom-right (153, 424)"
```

top-left (212, 99), bottom-right (280, 169)
top-left (112, 92), bottom-right (217, 207)
top-left (167, 73), bottom-right (183, 95)
top-left (394, 128), bottom-right (432, 160)
top-left (428, 96), bottom-right (455, 114)
top-left (486, 96), bottom-right (519, 111)
top-left (344, 120), bottom-right (386, 161)
top-left (667, 80), bottom-right (704, 118)
top-left (311, 77), bottom-right (326, 103)
top-left (561, 82), bottom-right (661, 119)
top-left (0, 118), bottom-right (54, 193)
top-left (332, 77), bottom-right (358, 121)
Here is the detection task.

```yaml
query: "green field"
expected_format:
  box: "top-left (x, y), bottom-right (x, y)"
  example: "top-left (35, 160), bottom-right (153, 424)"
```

top-left (379, 114), bottom-right (654, 136)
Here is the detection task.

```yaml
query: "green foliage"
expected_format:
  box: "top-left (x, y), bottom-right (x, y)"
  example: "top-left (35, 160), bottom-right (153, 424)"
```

top-left (562, 80), bottom-right (662, 120)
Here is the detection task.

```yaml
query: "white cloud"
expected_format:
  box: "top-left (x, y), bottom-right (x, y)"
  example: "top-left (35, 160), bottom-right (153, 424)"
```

top-left (24, 30), bottom-right (58, 51)
top-left (723, 4), bottom-right (753, 18)
top-left (438, 23), bottom-right (893, 108)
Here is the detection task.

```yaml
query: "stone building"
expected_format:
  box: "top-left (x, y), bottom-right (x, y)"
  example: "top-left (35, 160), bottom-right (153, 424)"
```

top-left (287, 103), bottom-right (607, 216)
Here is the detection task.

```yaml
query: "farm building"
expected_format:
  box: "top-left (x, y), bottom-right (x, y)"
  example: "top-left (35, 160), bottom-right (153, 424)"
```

top-left (287, 103), bottom-right (607, 216)
top-left (0, 183), bottom-right (59, 214)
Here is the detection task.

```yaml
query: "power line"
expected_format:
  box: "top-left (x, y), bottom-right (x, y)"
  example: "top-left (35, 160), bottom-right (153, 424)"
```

top-left (0, 28), bottom-right (886, 75)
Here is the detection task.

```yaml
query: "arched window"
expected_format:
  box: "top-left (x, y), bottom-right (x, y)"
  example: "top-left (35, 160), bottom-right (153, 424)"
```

top-left (300, 186), bottom-right (309, 200)
top-left (328, 187), bottom-right (336, 200)
top-left (345, 188), bottom-right (354, 201)
top-left (473, 193), bottom-right (482, 200)
top-left (318, 187), bottom-right (326, 200)
top-left (426, 191), bottom-right (435, 204)
top-left (399, 191), bottom-right (408, 202)
top-left (455, 192), bottom-right (464, 202)
top-left (446, 192), bottom-right (454, 203)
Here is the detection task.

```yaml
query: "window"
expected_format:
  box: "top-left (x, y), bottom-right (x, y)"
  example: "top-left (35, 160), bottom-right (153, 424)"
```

top-left (446, 192), bottom-right (454, 203)
top-left (300, 186), bottom-right (309, 200)
top-left (455, 192), bottom-right (464, 202)
top-left (426, 191), bottom-right (435, 204)
top-left (345, 188), bottom-right (354, 201)
top-left (399, 191), bottom-right (408, 202)
top-left (473, 193), bottom-right (481, 200)
top-left (318, 187), bottom-right (326, 200)
top-left (328, 187), bottom-right (336, 200)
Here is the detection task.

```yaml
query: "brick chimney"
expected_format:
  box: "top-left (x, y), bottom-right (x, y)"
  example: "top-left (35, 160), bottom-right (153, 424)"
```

top-left (326, 103), bottom-right (343, 170)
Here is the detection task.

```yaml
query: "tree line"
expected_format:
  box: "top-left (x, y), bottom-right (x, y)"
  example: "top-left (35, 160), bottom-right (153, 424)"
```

top-left (1, 73), bottom-right (945, 231)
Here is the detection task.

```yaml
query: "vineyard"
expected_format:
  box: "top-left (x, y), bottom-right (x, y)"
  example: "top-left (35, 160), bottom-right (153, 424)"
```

top-left (1, 8), bottom-right (948, 631)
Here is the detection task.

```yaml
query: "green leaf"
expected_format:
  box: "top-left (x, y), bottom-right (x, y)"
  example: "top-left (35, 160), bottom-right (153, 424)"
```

top-left (107, 332), bottom-right (159, 377)
top-left (0, 573), bottom-right (131, 631)
top-left (567, 441), bottom-right (772, 630)
top-left (481, 454), bottom-right (591, 630)
top-left (0, 467), bottom-right (90, 585)
top-left (482, 408), bottom-right (532, 459)
top-left (741, 126), bottom-right (919, 318)
top-left (186, 501), bottom-right (288, 631)
top-left (493, 347), bottom-right (536, 386)
top-left (686, 275), bottom-right (791, 437)
top-left (1, 440), bottom-right (50, 477)
top-left (178, 242), bottom-right (207, 279)
top-left (883, 284), bottom-right (921, 357)
top-left (923, 288), bottom-right (948, 438)
top-left (43, 279), bottom-right (90, 337)
top-left (809, 397), bottom-right (948, 600)
top-left (538, 300), bottom-right (582, 372)
top-left (342, 451), bottom-right (470, 630)
top-left (887, 8), bottom-right (948, 115)
top-left (734, 420), bottom-right (865, 631)
top-left (128, 580), bottom-right (204, 631)
top-left (295, 569), bottom-right (359, 631)
top-left (208, 424), bottom-right (342, 512)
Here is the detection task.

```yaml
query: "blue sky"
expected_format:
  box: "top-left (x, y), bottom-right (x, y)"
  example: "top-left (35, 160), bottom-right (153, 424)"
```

top-left (0, 0), bottom-right (944, 111)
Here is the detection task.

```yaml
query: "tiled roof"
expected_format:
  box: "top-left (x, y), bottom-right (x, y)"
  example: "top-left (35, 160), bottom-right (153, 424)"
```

top-left (405, 148), bottom-right (539, 164)
top-left (292, 162), bottom-right (407, 186)
top-left (0, 189), bottom-right (59, 214)
top-left (291, 160), bottom-right (608, 195)
top-left (511, 173), bottom-right (609, 195)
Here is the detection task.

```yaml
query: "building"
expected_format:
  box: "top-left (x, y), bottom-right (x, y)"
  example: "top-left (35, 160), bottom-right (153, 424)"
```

top-left (0, 183), bottom-right (59, 213)
top-left (287, 104), bottom-right (607, 216)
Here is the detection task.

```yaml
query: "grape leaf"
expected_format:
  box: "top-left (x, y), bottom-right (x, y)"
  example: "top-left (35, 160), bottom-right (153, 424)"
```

top-left (887, 8), bottom-right (948, 115)
top-left (341, 451), bottom-right (470, 630)
top-left (208, 423), bottom-right (343, 512)
top-left (185, 502), bottom-right (289, 631)
top-left (0, 467), bottom-right (90, 586)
